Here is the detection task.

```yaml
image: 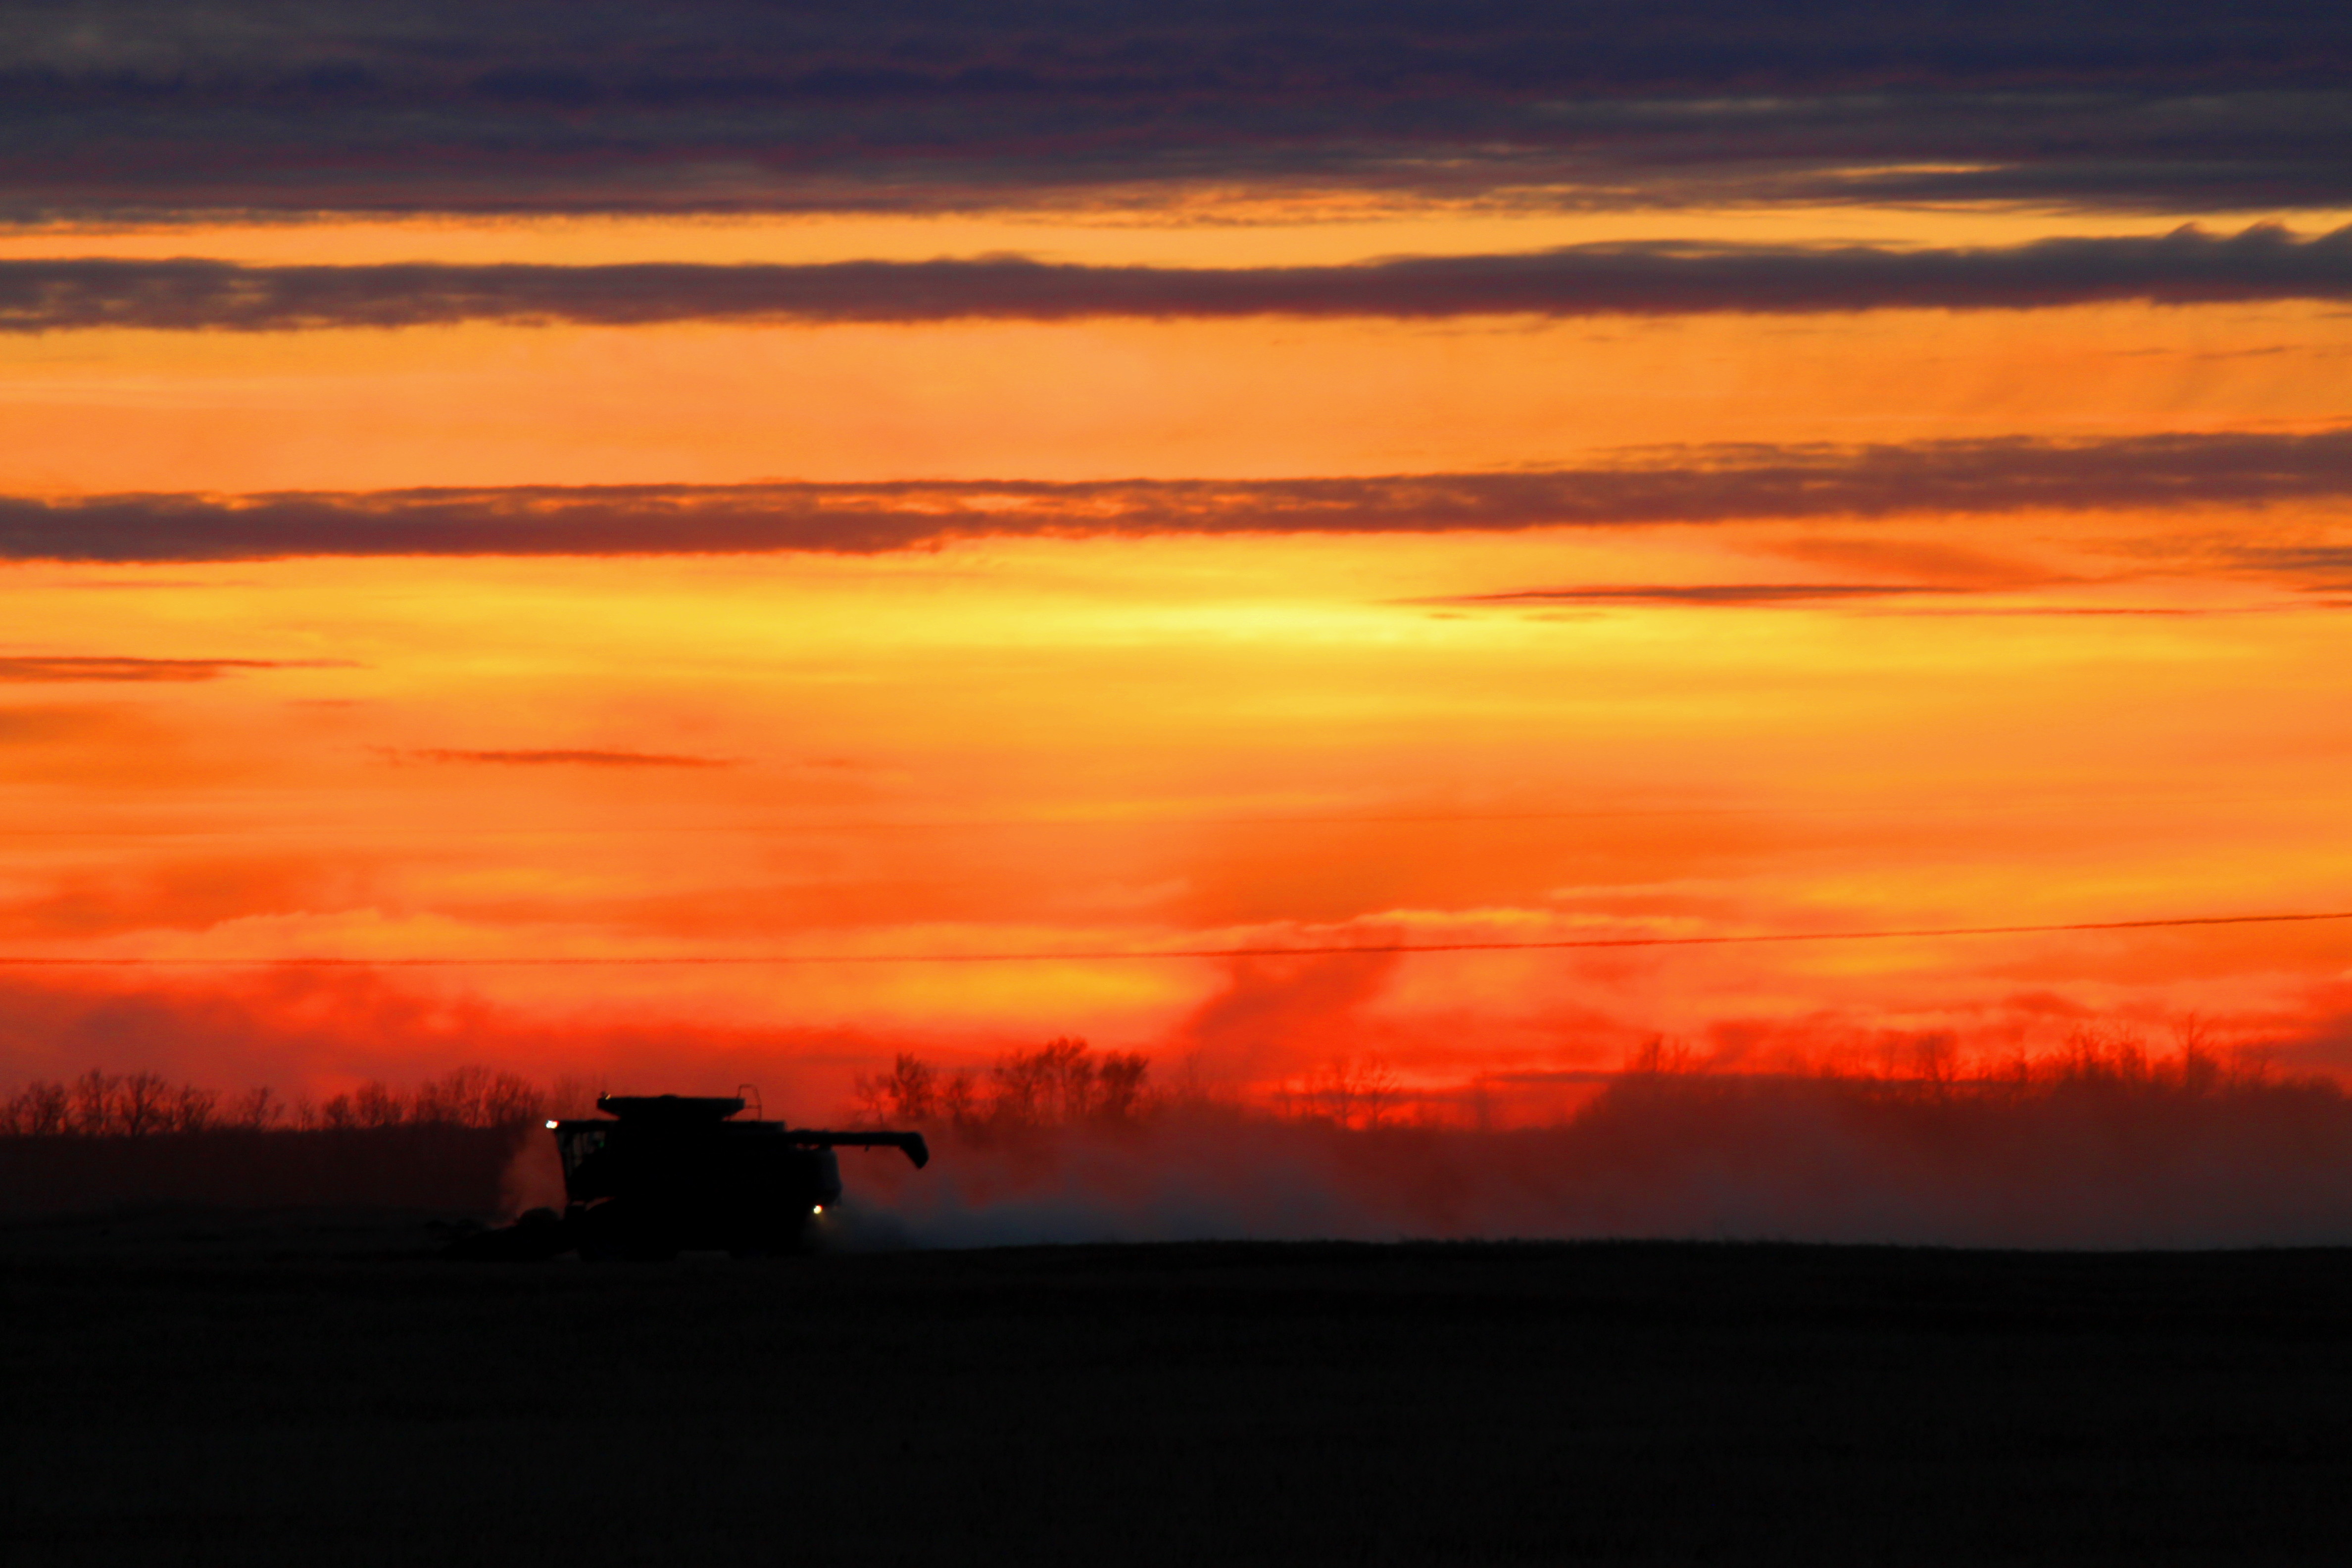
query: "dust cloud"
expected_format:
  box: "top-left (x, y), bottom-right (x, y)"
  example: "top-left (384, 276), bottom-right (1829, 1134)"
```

top-left (827, 1067), bottom-right (2352, 1251)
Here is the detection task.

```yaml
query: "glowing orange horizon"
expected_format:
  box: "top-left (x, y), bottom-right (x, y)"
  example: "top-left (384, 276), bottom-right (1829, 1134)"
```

top-left (3, 189), bottom-right (2351, 1112)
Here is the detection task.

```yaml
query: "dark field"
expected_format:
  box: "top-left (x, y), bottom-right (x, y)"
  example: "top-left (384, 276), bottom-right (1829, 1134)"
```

top-left (7, 1215), bottom-right (2352, 1566)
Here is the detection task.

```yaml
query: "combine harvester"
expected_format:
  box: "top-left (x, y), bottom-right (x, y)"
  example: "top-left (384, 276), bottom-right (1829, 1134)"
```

top-left (462, 1092), bottom-right (930, 1260)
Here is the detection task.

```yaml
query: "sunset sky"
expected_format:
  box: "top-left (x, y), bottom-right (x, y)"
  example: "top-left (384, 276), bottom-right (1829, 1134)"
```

top-left (4, 1), bottom-right (2352, 1115)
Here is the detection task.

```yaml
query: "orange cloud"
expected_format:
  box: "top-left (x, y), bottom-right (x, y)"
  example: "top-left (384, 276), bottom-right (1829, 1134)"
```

top-left (386, 748), bottom-right (739, 768)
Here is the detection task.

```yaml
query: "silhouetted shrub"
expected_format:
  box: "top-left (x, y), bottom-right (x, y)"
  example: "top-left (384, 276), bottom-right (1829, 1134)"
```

top-left (852, 1039), bottom-right (1154, 1134)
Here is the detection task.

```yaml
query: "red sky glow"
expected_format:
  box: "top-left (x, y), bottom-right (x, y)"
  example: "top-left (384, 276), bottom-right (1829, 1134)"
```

top-left (6, 3), bottom-right (2352, 1125)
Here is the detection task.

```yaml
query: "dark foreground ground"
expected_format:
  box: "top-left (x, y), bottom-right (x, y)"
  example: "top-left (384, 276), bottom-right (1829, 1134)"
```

top-left (6, 1213), bottom-right (2352, 1566)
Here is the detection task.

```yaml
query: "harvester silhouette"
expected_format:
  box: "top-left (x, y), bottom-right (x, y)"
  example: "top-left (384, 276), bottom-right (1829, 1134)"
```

top-left (469, 1092), bottom-right (930, 1260)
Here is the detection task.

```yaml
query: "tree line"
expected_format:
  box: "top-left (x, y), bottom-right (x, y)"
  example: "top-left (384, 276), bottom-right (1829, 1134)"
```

top-left (0, 1066), bottom-right (574, 1138)
top-left (1615, 1020), bottom-right (2298, 1102)
top-left (850, 1037), bottom-right (1155, 1132)
top-left (2, 1018), bottom-right (2317, 1144)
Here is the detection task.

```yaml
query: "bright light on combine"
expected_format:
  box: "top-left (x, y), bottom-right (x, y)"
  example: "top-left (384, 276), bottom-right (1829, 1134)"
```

top-left (544, 1120), bottom-right (559, 1129)
top-left (811, 1205), bottom-right (824, 1216)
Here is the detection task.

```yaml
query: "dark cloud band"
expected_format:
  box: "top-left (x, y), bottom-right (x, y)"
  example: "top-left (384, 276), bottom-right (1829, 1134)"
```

top-left (4, 428), bottom-right (2350, 562)
top-left (4, 4), bottom-right (2349, 217)
top-left (4, 227), bottom-right (2347, 332)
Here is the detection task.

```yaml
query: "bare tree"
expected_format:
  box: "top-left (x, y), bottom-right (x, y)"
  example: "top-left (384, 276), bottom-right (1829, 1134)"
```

top-left (847, 1069), bottom-right (892, 1127)
top-left (413, 1066), bottom-right (490, 1126)
top-left (881, 1054), bottom-right (937, 1123)
top-left (1911, 1032), bottom-right (1958, 1100)
top-left (71, 1070), bottom-right (117, 1135)
top-left (352, 1080), bottom-right (404, 1127)
top-left (2072, 1023), bottom-right (2158, 1086)
top-left (165, 1083), bottom-right (218, 1133)
top-left (1624, 1036), bottom-right (1706, 1078)
top-left (543, 1076), bottom-right (607, 1119)
top-left (232, 1086), bottom-right (283, 1129)
top-left (1095, 1051), bottom-right (1149, 1121)
top-left (1286, 1056), bottom-right (1402, 1130)
top-left (114, 1072), bottom-right (173, 1136)
top-left (1039, 1038), bottom-right (1097, 1122)
top-left (939, 1068), bottom-right (979, 1127)
top-left (847, 1045), bottom-right (1152, 1133)
top-left (479, 1072), bottom-right (543, 1126)
top-left (4, 1080), bottom-right (69, 1136)
top-left (408, 1065), bottom-right (538, 1126)
top-left (988, 1046), bottom-right (1057, 1128)
top-left (2170, 1013), bottom-right (2224, 1094)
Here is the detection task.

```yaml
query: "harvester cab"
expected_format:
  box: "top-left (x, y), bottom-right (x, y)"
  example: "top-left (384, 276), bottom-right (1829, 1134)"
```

top-left (544, 1093), bottom-right (929, 1260)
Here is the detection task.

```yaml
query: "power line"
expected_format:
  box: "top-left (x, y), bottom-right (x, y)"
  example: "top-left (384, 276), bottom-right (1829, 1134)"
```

top-left (1, 907), bottom-right (2346, 967)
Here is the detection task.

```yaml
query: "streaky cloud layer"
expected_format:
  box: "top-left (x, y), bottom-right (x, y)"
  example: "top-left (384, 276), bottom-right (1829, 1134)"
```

top-left (0, 655), bottom-right (314, 682)
top-left (6, 226), bottom-right (2347, 332)
top-left (387, 748), bottom-right (739, 769)
top-left (7, 428), bottom-right (2349, 561)
top-left (5, 1), bottom-right (2349, 216)
top-left (1440, 584), bottom-right (1951, 607)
